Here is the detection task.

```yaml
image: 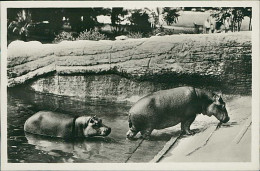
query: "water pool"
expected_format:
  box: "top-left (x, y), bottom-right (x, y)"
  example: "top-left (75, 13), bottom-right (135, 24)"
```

top-left (7, 87), bottom-right (176, 163)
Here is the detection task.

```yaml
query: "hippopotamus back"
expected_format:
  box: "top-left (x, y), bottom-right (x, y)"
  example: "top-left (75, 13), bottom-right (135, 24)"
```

top-left (24, 111), bottom-right (77, 139)
top-left (129, 87), bottom-right (200, 130)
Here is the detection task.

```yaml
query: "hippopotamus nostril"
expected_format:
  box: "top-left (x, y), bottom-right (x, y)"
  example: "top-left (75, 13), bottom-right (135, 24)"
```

top-left (101, 127), bottom-right (111, 136)
top-left (107, 127), bottom-right (111, 134)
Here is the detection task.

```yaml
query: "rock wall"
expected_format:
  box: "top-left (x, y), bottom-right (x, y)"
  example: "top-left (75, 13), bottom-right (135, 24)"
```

top-left (7, 32), bottom-right (252, 99)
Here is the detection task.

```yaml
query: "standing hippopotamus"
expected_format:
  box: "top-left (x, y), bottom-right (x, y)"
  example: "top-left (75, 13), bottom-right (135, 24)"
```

top-left (126, 86), bottom-right (229, 139)
top-left (24, 111), bottom-right (111, 139)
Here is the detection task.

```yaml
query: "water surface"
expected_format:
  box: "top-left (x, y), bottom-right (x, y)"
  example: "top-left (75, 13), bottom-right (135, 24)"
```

top-left (7, 87), bottom-right (175, 163)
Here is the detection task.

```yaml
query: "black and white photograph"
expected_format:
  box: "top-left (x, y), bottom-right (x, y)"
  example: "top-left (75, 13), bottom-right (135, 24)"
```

top-left (1, 1), bottom-right (259, 170)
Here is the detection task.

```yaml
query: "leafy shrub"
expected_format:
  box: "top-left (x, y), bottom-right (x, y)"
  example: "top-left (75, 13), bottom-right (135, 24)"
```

top-left (174, 29), bottom-right (195, 34)
top-left (76, 29), bottom-right (107, 41)
top-left (150, 27), bottom-right (165, 36)
top-left (149, 26), bottom-right (195, 37)
top-left (163, 28), bottom-right (176, 35)
top-left (53, 31), bottom-right (75, 43)
top-left (149, 27), bottom-right (175, 36)
top-left (126, 32), bottom-right (143, 39)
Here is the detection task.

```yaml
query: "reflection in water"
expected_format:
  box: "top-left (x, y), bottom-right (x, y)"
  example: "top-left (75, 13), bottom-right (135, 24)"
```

top-left (25, 133), bottom-right (114, 162)
top-left (8, 86), bottom-right (175, 163)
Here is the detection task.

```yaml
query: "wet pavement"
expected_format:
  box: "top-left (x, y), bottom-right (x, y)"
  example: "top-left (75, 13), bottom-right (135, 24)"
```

top-left (159, 96), bottom-right (252, 162)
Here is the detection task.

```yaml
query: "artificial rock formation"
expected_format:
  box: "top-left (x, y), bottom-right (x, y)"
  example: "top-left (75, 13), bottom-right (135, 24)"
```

top-left (7, 32), bottom-right (252, 99)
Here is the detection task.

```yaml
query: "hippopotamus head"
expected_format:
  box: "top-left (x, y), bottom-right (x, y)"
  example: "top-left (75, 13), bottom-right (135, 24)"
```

top-left (76, 116), bottom-right (111, 137)
top-left (203, 94), bottom-right (230, 123)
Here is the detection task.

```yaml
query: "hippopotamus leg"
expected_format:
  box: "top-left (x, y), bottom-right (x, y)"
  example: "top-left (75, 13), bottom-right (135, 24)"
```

top-left (140, 128), bottom-right (153, 140)
top-left (181, 115), bottom-right (196, 135)
top-left (126, 126), bottom-right (139, 139)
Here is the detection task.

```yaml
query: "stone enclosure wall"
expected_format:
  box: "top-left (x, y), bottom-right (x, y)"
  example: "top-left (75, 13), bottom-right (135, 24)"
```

top-left (7, 32), bottom-right (252, 99)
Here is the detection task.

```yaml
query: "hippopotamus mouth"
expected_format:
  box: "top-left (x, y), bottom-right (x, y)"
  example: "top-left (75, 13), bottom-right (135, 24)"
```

top-left (217, 113), bottom-right (230, 123)
top-left (213, 111), bottom-right (230, 123)
top-left (93, 127), bottom-right (111, 137)
top-left (221, 116), bottom-right (230, 123)
top-left (101, 127), bottom-right (111, 136)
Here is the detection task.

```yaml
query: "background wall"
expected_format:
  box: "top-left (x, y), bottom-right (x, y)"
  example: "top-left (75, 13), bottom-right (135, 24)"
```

top-left (7, 31), bottom-right (252, 99)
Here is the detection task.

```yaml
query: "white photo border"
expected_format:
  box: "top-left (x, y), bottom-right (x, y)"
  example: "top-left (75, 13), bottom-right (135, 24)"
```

top-left (1, 1), bottom-right (259, 170)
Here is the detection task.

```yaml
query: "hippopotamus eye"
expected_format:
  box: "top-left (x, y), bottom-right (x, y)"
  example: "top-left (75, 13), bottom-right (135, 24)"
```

top-left (92, 125), bottom-right (99, 129)
top-left (218, 103), bottom-right (225, 109)
top-left (92, 122), bottom-right (101, 129)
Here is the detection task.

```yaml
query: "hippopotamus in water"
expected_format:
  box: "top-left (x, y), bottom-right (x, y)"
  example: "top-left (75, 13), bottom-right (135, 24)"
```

top-left (126, 86), bottom-right (229, 139)
top-left (24, 111), bottom-right (111, 139)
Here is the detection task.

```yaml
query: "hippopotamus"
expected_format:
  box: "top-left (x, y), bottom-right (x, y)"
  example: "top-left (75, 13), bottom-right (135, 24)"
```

top-left (126, 86), bottom-right (229, 139)
top-left (24, 111), bottom-right (111, 139)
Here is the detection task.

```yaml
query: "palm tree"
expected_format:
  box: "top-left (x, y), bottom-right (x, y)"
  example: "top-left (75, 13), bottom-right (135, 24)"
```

top-left (8, 9), bottom-right (32, 41)
top-left (162, 7), bottom-right (180, 25)
top-left (144, 7), bottom-right (164, 28)
top-left (110, 7), bottom-right (128, 34)
top-left (211, 7), bottom-right (250, 32)
top-left (211, 7), bottom-right (232, 31)
top-left (232, 7), bottom-right (245, 32)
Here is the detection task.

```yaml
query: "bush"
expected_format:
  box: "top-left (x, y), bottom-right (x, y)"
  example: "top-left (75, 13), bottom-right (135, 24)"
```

top-left (149, 27), bottom-right (175, 36)
top-left (162, 28), bottom-right (176, 35)
top-left (52, 31), bottom-right (75, 43)
top-left (129, 10), bottom-right (152, 34)
top-left (150, 27), bottom-right (165, 36)
top-left (126, 32), bottom-right (143, 39)
top-left (148, 27), bottom-right (195, 37)
top-left (76, 29), bottom-right (107, 41)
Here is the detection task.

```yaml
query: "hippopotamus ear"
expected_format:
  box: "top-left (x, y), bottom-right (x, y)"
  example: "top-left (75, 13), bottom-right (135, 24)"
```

top-left (213, 94), bottom-right (218, 100)
top-left (90, 115), bottom-right (101, 125)
top-left (91, 115), bottom-right (97, 120)
top-left (213, 94), bottom-right (224, 104)
top-left (218, 95), bottom-right (224, 103)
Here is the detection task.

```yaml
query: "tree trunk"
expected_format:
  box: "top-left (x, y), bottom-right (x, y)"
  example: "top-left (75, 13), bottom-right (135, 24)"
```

top-left (21, 32), bottom-right (27, 41)
top-left (238, 21), bottom-right (241, 32)
top-left (249, 16), bottom-right (252, 31)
